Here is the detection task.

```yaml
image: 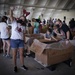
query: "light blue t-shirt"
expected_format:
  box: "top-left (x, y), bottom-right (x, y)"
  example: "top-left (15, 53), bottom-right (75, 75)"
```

top-left (34, 22), bottom-right (39, 29)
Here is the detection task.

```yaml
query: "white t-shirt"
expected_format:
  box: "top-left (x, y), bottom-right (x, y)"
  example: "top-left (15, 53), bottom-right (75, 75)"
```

top-left (10, 21), bottom-right (25, 40)
top-left (0, 22), bottom-right (9, 39)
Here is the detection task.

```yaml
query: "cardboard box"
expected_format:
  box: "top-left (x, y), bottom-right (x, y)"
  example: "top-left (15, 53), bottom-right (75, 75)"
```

top-left (30, 39), bottom-right (74, 67)
top-left (35, 47), bottom-right (73, 67)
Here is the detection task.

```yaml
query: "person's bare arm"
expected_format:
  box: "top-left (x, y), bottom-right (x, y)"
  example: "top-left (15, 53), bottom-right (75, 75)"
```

top-left (53, 30), bottom-right (63, 36)
top-left (66, 31), bottom-right (70, 40)
top-left (9, 7), bottom-right (14, 22)
top-left (51, 36), bottom-right (58, 41)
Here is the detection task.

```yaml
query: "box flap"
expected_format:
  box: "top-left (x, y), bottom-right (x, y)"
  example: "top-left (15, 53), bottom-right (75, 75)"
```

top-left (25, 37), bottom-right (30, 42)
top-left (30, 39), bottom-right (47, 55)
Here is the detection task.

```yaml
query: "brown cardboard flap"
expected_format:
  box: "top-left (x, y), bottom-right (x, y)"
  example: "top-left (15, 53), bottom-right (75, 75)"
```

top-left (25, 37), bottom-right (30, 42)
top-left (30, 39), bottom-right (47, 55)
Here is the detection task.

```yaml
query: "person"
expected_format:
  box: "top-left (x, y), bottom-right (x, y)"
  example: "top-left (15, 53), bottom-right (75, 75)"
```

top-left (49, 18), bottom-right (54, 28)
top-left (27, 20), bottom-right (33, 34)
top-left (20, 16), bottom-right (28, 27)
top-left (25, 20), bottom-right (32, 56)
top-left (9, 7), bottom-right (28, 72)
top-left (44, 28), bottom-right (57, 41)
top-left (0, 16), bottom-right (11, 58)
top-left (28, 20), bottom-right (32, 27)
top-left (31, 18), bottom-right (35, 33)
top-left (69, 18), bottom-right (75, 31)
top-left (53, 25), bottom-right (65, 40)
top-left (43, 19), bottom-right (46, 25)
top-left (55, 19), bottom-right (73, 40)
top-left (33, 19), bottom-right (39, 34)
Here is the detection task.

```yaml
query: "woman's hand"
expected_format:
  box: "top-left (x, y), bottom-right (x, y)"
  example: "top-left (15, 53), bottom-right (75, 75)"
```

top-left (48, 38), bottom-right (51, 41)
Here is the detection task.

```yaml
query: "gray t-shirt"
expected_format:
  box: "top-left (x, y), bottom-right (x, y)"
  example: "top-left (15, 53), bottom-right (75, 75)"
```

top-left (45, 33), bottom-right (52, 39)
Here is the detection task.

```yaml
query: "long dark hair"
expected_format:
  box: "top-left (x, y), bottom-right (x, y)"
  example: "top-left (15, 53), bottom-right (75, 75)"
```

top-left (1, 16), bottom-right (8, 23)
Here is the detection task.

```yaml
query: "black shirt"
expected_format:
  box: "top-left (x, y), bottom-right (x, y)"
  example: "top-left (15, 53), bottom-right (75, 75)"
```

top-left (60, 24), bottom-right (73, 40)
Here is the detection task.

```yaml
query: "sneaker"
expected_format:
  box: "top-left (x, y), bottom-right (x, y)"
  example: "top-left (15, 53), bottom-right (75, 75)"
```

top-left (26, 53), bottom-right (31, 57)
top-left (26, 53), bottom-right (30, 55)
top-left (6, 55), bottom-right (12, 59)
top-left (14, 66), bottom-right (17, 72)
top-left (21, 65), bottom-right (28, 71)
top-left (3, 54), bottom-right (6, 57)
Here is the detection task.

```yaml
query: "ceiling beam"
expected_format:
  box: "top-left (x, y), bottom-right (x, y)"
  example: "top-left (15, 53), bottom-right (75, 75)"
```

top-left (69, 0), bottom-right (75, 9)
top-left (50, 0), bottom-right (62, 18)
top-left (41, 0), bottom-right (51, 14)
top-left (28, 0), bottom-right (39, 19)
top-left (55, 0), bottom-right (62, 7)
top-left (62, 0), bottom-right (71, 9)
top-left (34, 0), bottom-right (38, 5)
top-left (40, 0), bottom-right (62, 19)
top-left (0, 2), bottom-right (70, 10)
top-left (36, 0), bottom-right (51, 20)
top-left (20, 0), bottom-right (25, 4)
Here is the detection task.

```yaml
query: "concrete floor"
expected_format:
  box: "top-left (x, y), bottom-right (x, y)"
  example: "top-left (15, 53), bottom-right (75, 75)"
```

top-left (0, 51), bottom-right (75, 75)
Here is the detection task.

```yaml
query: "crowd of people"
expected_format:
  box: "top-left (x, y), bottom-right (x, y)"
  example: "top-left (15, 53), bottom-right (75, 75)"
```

top-left (0, 7), bottom-right (75, 73)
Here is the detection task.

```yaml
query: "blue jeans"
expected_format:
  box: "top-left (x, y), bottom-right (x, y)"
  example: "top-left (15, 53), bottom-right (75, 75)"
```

top-left (34, 28), bottom-right (39, 34)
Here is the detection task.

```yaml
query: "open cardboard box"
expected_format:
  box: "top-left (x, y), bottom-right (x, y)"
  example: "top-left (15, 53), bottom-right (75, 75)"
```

top-left (30, 39), bottom-right (74, 67)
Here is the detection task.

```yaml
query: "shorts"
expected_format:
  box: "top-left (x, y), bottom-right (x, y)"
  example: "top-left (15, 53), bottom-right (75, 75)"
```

top-left (10, 39), bottom-right (24, 49)
top-left (2, 38), bottom-right (10, 40)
